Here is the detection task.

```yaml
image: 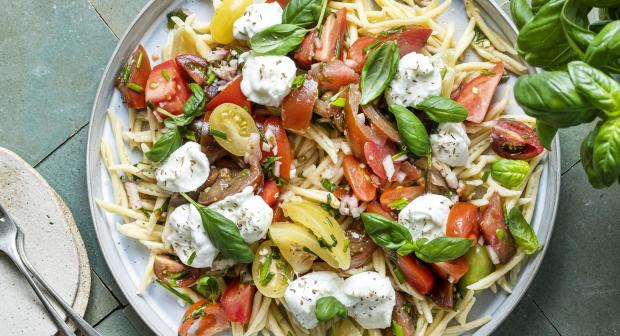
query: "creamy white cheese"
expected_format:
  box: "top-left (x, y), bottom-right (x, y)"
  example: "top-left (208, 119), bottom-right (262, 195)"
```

top-left (240, 55), bottom-right (297, 107)
top-left (385, 52), bottom-right (442, 107)
top-left (155, 142), bottom-right (210, 193)
top-left (283, 272), bottom-right (349, 329)
top-left (398, 194), bottom-right (452, 240)
top-left (343, 271), bottom-right (396, 329)
top-left (431, 122), bottom-right (470, 167)
top-left (163, 204), bottom-right (219, 268)
top-left (233, 3), bottom-right (283, 41)
top-left (208, 186), bottom-right (272, 243)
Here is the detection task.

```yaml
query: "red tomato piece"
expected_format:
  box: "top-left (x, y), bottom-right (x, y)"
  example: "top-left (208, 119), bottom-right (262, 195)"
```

top-left (431, 257), bottom-right (469, 284)
top-left (179, 301), bottom-right (230, 336)
top-left (479, 192), bottom-right (517, 264)
top-left (363, 141), bottom-right (397, 180)
top-left (221, 279), bottom-right (256, 324)
top-left (272, 202), bottom-right (284, 223)
top-left (491, 118), bottom-right (544, 160)
top-left (344, 85), bottom-right (382, 159)
top-left (343, 155), bottom-right (377, 202)
top-left (394, 254), bottom-right (434, 295)
top-left (259, 179), bottom-right (280, 207)
top-left (379, 186), bottom-right (425, 210)
top-left (366, 200), bottom-right (396, 220)
top-left (385, 27), bottom-right (433, 57)
top-left (446, 202), bottom-right (480, 243)
top-left (347, 36), bottom-right (378, 72)
top-left (263, 117), bottom-right (292, 180)
top-left (453, 63), bottom-right (504, 123)
top-left (315, 9), bottom-right (347, 62)
top-left (282, 75), bottom-right (318, 132)
top-left (205, 76), bottom-right (251, 112)
top-left (294, 30), bottom-right (317, 69)
top-left (265, 0), bottom-right (289, 8)
top-left (145, 60), bottom-right (191, 116)
top-left (118, 45), bottom-right (151, 109)
top-left (396, 161), bottom-right (423, 183)
top-left (309, 60), bottom-right (359, 91)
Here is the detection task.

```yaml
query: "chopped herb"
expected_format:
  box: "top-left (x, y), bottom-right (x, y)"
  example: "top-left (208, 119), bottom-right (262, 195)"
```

top-left (379, 26), bottom-right (405, 37)
top-left (190, 308), bottom-right (206, 320)
top-left (167, 8), bottom-right (190, 30)
top-left (291, 74), bottom-right (305, 89)
top-left (318, 235), bottom-right (338, 251)
top-left (162, 69), bottom-right (171, 81)
top-left (259, 255), bottom-right (273, 285)
top-left (184, 131), bottom-right (197, 142)
top-left (500, 74), bottom-right (510, 83)
top-left (261, 272), bottom-right (275, 286)
top-left (206, 67), bottom-right (217, 84)
top-left (480, 70), bottom-right (497, 76)
top-left (393, 266), bottom-right (405, 283)
top-left (321, 178), bottom-right (337, 192)
top-left (391, 320), bottom-right (405, 336)
top-left (330, 97), bottom-right (346, 107)
top-left (127, 83), bottom-right (144, 93)
top-left (146, 101), bottom-right (155, 110)
top-left (195, 276), bottom-right (221, 303)
top-left (392, 149), bottom-right (407, 161)
top-left (343, 239), bottom-right (350, 252)
top-left (122, 61), bottom-right (132, 84)
top-left (388, 196), bottom-right (409, 211)
top-left (187, 251), bottom-right (196, 265)
top-left (440, 67), bottom-right (447, 79)
top-left (343, 185), bottom-right (351, 193)
top-left (209, 128), bottom-right (227, 139)
top-left (169, 271), bottom-right (188, 280)
top-left (320, 202), bottom-right (339, 218)
top-left (136, 52), bottom-right (144, 69)
top-left (335, 39), bottom-right (342, 59)
top-left (496, 228), bottom-right (506, 241)
top-left (482, 170), bottom-right (491, 182)
top-left (155, 279), bottom-right (194, 304)
top-left (275, 177), bottom-right (288, 186)
top-left (139, 208), bottom-right (151, 218)
top-left (262, 156), bottom-right (279, 176)
top-left (473, 28), bottom-right (487, 43)
top-left (363, 40), bottom-right (381, 53)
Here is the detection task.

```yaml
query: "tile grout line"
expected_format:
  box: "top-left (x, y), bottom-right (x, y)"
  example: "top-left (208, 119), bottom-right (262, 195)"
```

top-left (86, 0), bottom-right (120, 40)
top-left (561, 159), bottom-right (581, 176)
top-left (33, 122), bottom-right (90, 168)
top-left (92, 269), bottom-right (125, 306)
top-left (529, 296), bottom-right (563, 336)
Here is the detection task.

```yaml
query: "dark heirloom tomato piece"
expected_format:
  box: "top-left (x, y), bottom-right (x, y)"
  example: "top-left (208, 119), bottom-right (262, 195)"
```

top-left (117, 45), bottom-right (151, 109)
top-left (362, 105), bottom-right (401, 143)
top-left (346, 229), bottom-right (378, 269)
top-left (259, 179), bottom-right (280, 206)
top-left (363, 141), bottom-right (396, 180)
top-left (383, 292), bottom-right (416, 336)
top-left (343, 155), bottom-right (377, 202)
top-left (295, 30), bottom-right (318, 69)
top-left (153, 254), bottom-right (203, 287)
top-left (282, 75), bottom-right (319, 132)
top-left (379, 186), bottom-right (425, 210)
top-left (262, 117), bottom-right (292, 180)
top-left (430, 277), bottom-right (455, 309)
top-left (221, 278), bottom-right (256, 324)
top-left (176, 54), bottom-right (210, 85)
top-left (384, 27), bottom-right (433, 57)
top-left (145, 60), bottom-right (191, 116)
top-left (479, 192), bottom-right (517, 264)
top-left (179, 300), bottom-right (230, 336)
top-left (431, 257), bottom-right (469, 284)
top-left (491, 118), bottom-right (544, 160)
top-left (366, 200), bottom-right (396, 220)
top-left (446, 202), bottom-right (480, 243)
top-left (204, 76), bottom-right (251, 112)
top-left (453, 63), bottom-right (504, 123)
top-left (385, 250), bottom-right (434, 295)
top-left (315, 9), bottom-right (347, 62)
top-left (309, 61), bottom-right (360, 91)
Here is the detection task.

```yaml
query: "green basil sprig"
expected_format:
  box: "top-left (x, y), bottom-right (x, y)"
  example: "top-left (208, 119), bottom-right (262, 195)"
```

top-left (536, 122), bottom-right (558, 151)
top-left (530, 0), bottom-right (550, 13)
top-left (415, 96), bottom-right (468, 123)
top-left (282, 0), bottom-right (324, 27)
top-left (560, 0), bottom-right (595, 59)
top-left (145, 126), bottom-right (184, 163)
top-left (580, 123), bottom-right (606, 188)
top-left (250, 24), bottom-right (308, 55)
top-left (414, 237), bottom-right (472, 263)
top-left (510, 0), bottom-right (534, 29)
top-left (315, 296), bottom-right (348, 322)
top-left (567, 61), bottom-right (620, 117)
top-left (593, 117), bottom-right (620, 186)
top-left (360, 41), bottom-right (400, 105)
top-left (491, 159), bottom-right (530, 189)
top-left (180, 193), bottom-right (254, 263)
top-left (388, 104), bottom-right (430, 157)
top-left (506, 207), bottom-right (540, 254)
top-left (195, 275), bottom-right (221, 303)
top-left (584, 21), bottom-right (620, 71)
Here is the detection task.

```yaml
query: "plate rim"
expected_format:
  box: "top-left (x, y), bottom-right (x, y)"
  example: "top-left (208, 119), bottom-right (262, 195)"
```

top-left (85, 1), bottom-right (561, 335)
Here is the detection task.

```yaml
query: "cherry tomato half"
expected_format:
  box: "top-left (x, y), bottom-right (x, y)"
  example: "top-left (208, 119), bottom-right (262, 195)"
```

top-left (491, 118), bottom-right (544, 160)
top-left (309, 60), bottom-right (359, 91)
top-left (179, 301), bottom-right (230, 336)
top-left (221, 278), bottom-right (256, 324)
top-left (379, 186), bottom-right (425, 210)
top-left (259, 179), bottom-right (280, 206)
top-left (343, 155), bottom-right (377, 202)
top-left (282, 75), bottom-right (318, 132)
top-left (446, 202), bottom-right (480, 243)
top-left (117, 45), bottom-right (151, 109)
top-left (453, 63), bottom-right (504, 123)
top-left (294, 30), bottom-right (318, 69)
top-left (153, 254), bottom-right (203, 287)
top-left (315, 9), bottom-right (347, 62)
top-left (209, 103), bottom-right (259, 156)
top-left (431, 257), bottom-right (469, 284)
top-left (205, 76), bottom-right (251, 112)
top-left (262, 117), bottom-right (292, 180)
top-left (393, 253), bottom-right (434, 295)
top-left (479, 192), bottom-right (517, 264)
top-left (145, 60), bottom-right (191, 116)
top-left (366, 200), bottom-right (396, 220)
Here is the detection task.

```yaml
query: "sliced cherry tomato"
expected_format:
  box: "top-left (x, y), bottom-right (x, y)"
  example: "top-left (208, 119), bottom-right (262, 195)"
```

top-left (347, 36), bottom-right (378, 72)
top-left (315, 9), bottom-right (347, 62)
top-left (363, 141), bottom-right (397, 180)
top-left (153, 254), bottom-right (203, 287)
top-left (252, 242), bottom-right (294, 298)
top-left (479, 192), bottom-right (516, 264)
top-left (385, 27), bottom-right (433, 57)
top-left (176, 54), bottom-right (210, 85)
top-left (430, 278), bottom-right (454, 309)
top-left (209, 103), bottom-right (259, 156)
top-left (263, 117), bottom-right (292, 180)
top-left (366, 200), bottom-right (395, 220)
top-left (332, 185), bottom-right (350, 200)
top-left (221, 278), bottom-right (256, 324)
top-left (179, 301), bottom-right (230, 336)
top-left (379, 186), bottom-right (425, 210)
top-left (309, 60), bottom-right (359, 91)
top-left (259, 179), bottom-right (280, 206)
top-left (210, 0), bottom-right (254, 44)
top-left (446, 202), bottom-right (480, 243)
top-left (343, 155), bottom-right (377, 202)
top-left (294, 30), bottom-right (318, 69)
top-left (344, 84), bottom-right (382, 159)
top-left (396, 161), bottom-right (423, 183)
top-left (391, 252), bottom-right (434, 295)
top-left (282, 75), bottom-right (318, 132)
top-left (145, 60), bottom-right (191, 116)
top-left (205, 76), bottom-right (251, 112)
top-left (431, 257), bottom-right (469, 284)
top-left (117, 45), bottom-right (151, 109)
top-left (453, 63), bottom-right (504, 123)
top-left (491, 118), bottom-right (544, 160)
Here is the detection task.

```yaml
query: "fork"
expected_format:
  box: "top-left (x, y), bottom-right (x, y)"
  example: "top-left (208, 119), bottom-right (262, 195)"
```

top-left (0, 203), bottom-right (101, 336)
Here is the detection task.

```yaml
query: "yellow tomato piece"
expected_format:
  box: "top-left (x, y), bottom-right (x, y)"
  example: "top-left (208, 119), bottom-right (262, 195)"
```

top-left (210, 0), bottom-right (254, 44)
top-left (281, 201), bottom-right (351, 269)
top-left (209, 103), bottom-right (259, 156)
top-left (251, 241), bottom-right (294, 298)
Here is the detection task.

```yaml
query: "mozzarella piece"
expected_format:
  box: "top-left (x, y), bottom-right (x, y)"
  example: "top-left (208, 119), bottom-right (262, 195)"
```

top-left (398, 194), bottom-right (452, 240)
top-left (385, 52), bottom-right (442, 107)
top-left (343, 271), bottom-right (396, 329)
top-left (431, 122), bottom-right (471, 167)
top-left (163, 204), bottom-right (219, 268)
top-left (208, 186), bottom-right (273, 243)
top-left (155, 142), bottom-right (210, 192)
top-left (233, 3), bottom-right (283, 41)
top-left (284, 272), bottom-right (350, 329)
top-left (240, 55), bottom-right (297, 107)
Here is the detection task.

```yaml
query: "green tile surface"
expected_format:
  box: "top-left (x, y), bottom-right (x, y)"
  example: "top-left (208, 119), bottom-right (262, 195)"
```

top-left (84, 271), bottom-right (120, 325)
top-left (89, 0), bottom-right (150, 37)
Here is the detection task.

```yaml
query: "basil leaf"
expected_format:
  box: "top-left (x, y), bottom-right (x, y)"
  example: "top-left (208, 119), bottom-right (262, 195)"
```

top-left (530, 0), bottom-right (550, 13)
top-left (195, 275), bottom-right (221, 303)
top-left (593, 117), bottom-right (620, 186)
top-left (181, 193), bottom-right (254, 263)
top-left (415, 96), bottom-right (468, 123)
top-left (506, 207), bottom-right (539, 254)
top-left (145, 126), bottom-right (183, 163)
top-left (388, 104), bottom-right (431, 156)
top-left (536, 122), bottom-right (557, 151)
top-left (155, 279), bottom-right (194, 304)
top-left (584, 21), bottom-right (620, 72)
top-left (491, 159), bottom-right (530, 189)
top-left (391, 320), bottom-right (405, 336)
top-left (567, 61), bottom-right (620, 117)
top-left (361, 213), bottom-right (415, 252)
top-left (414, 237), bottom-right (472, 263)
top-left (560, 0), bottom-right (595, 59)
top-left (361, 41), bottom-right (400, 105)
top-left (510, 0), bottom-right (534, 29)
top-left (250, 24), bottom-right (308, 55)
top-left (315, 296), bottom-right (348, 322)
top-left (282, 0), bottom-right (323, 27)
top-left (580, 123), bottom-right (606, 188)
top-left (514, 71), bottom-right (596, 128)
top-left (183, 83), bottom-right (206, 118)
top-left (576, 0), bottom-right (620, 6)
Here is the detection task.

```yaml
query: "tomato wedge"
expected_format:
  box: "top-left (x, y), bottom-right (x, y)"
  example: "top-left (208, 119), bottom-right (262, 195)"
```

top-left (366, 200), bottom-right (396, 220)
top-left (205, 76), bottom-right (251, 112)
top-left (294, 30), bottom-right (318, 69)
top-left (362, 105), bottom-right (401, 143)
top-left (343, 155), bottom-right (377, 202)
top-left (153, 254), bottom-right (202, 287)
top-left (347, 36), bottom-right (378, 72)
top-left (446, 202), bottom-right (480, 243)
top-left (309, 60), bottom-right (359, 91)
top-left (385, 27), bottom-right (433, 57)
top-left (145, 60), bottom-right (191, 116)
top-left (344, 84), bottom-right (382, 159)
top-left (221, 278), bottom-right (256, 324)
top-left (266, 0), bottom-right (289, 8)
top-left (315, 9), bottom-right (347, 62)
top-left (179, 301), bottom-right (230, 336)
top-left (117, 45), bottom-right (151, 109)
top-left (491, 118), bottom-right (544, 160)
top-left (379, 186), bottom-right (425, 210)
top-left (282, 75), bottom-right (318, 132)
top-left (259, 179), bottom-right (280, 206)
top-left (479, 192), bottom-right (517, 264)
top-left (396, 161), bottom-right (423, 183)
top-left (263, 117), bottom-right (292, 180)
top-left (431, 257), bottom-right (469, 284)
top-left (453, 63), bottom-right (504, 123)
top-left (390, 252), bottom-right (434, 295)
top-left (363, 141), bottom-right (396, 180)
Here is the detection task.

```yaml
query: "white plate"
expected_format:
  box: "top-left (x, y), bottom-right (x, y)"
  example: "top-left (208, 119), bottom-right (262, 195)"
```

top-left (86, 1), bottom-right (561, 335)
